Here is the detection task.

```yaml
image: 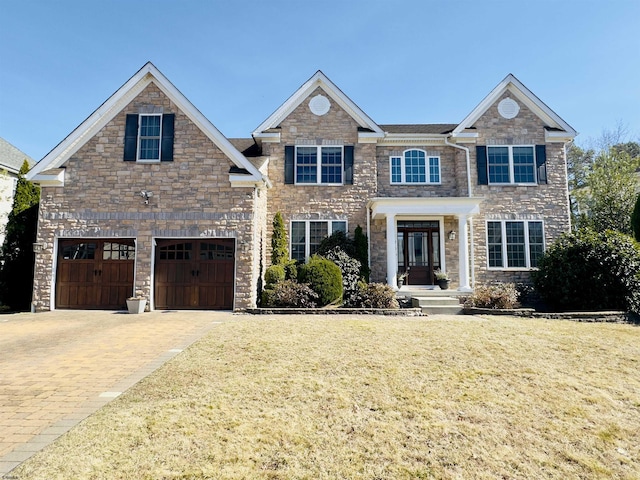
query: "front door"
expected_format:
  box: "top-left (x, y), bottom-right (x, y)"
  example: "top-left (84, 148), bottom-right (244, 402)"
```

top-left (397, 221), bottom-right (441, 285)
top-left (56, 239), bottom-right (135, 309)
top-left (154, 239), bottom-right (235, 310)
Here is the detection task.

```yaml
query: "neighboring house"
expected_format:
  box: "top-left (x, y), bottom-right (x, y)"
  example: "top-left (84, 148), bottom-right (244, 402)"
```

top-left (0, 138), bottom-right (35, 247)
top-left (27, 63), bottom-right (576, 311)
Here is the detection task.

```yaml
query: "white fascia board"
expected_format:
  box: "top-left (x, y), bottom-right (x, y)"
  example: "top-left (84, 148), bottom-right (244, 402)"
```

top-left (253, 132), bottom-right (281, 143)
top-left (229, 174), bottom-right (272, 188)
top-left (368, 197), bottom-right (482, 219)
top-left (31, 169), bottom-right (65, 187)
top-left (377, 134), bottom-right (449, 147)
top-left (252, 71), bottom-right (383, 136)
top-left (453, 74), bottom-right (577, 137)
top-left (357, 131), bottom-right (385, 144)
top-left (545, 130), bottom-right (576, 143)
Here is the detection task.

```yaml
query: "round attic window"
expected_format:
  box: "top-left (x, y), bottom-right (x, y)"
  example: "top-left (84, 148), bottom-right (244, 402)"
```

top-left (498, 97), bottom-right (520, 119)
top-left (309, 94), bottom-right (331, 116)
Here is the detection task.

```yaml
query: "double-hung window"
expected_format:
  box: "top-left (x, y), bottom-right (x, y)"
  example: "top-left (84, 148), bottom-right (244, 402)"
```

top-left (487, 220), bottom-right (544, 269)
top-left (390, 149), bottom-right (440, 184)
top-left (296, 146), bottom-right (343, 185)
top-left (487, 146), bottom-right (536, 184)
top-left (123, 113), bottom-right (175, 162)
top-left (290, 220), bottom-right (347, 262)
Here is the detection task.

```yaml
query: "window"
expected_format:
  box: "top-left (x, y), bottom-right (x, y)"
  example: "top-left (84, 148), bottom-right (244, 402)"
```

top-left (487, 146), bottom-right (536, 184)
top-left (390, 149), bottom-right (440, 184)
top-left (123, 113), bottom-right (175, 162)
top-left (487, 220), bottom-right (544, 269)
top-left (295, 146), bottom-right (343, 184)
top-left (290, 220), bottom-right (347, 262)
top-left (138, 115), bottom-right (161, 160)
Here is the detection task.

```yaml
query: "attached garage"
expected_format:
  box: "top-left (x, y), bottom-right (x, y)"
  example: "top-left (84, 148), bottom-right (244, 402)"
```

top-left (154, 239), bottom-right (235, 310)
top-left (56, 239), bottom-right (135, 309)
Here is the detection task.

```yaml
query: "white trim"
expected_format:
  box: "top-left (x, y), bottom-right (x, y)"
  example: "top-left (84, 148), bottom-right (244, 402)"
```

top-left (27, 62), bottom-right (267, 187)
top-left (31, 169), bottom-right (65, 186)
top-left (252, 70), bottom-right (383, 137)
top-left (485, 219), bottom-right (545, 270)
top-left (369, 197), bottom-right (481, 220)
top-left (452, 74), bottom-right (577, 139)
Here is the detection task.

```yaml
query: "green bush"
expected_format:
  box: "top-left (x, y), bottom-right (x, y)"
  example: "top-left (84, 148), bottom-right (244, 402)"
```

top-left (352, 282), bottom-right (399, 309)
top-left (271, 212), bottom-right (288, 265)
top-left (282, 259), bottom-right (298, 281)
top-left (353, 225), bottom-right (370, 282)
top-left (464, 283), bottom-right (519, 309)
top-left (261, 280), bottom-right (319, 308)
top-left (532, 228), bottom-right (640, 313)
top-left (297, 255), bottom-right (343, 307)
top-left (264, 265), bottom-right (285, 287)
top-left (324, 247), bottom-right (361, 306)
top-left (317, 230), bottom-right (355, 257)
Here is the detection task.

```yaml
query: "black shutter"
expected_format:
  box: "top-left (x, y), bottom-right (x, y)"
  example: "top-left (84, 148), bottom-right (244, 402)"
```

top-left (476, 146), bottom-right (488, 185)
top-left (535, 145), bottom-right (547, 184)
top-left (284, 146), bottom-right (294, 184)
top-left (123, 114), bottom-right (138, 161)
top-left (161, 114), bottom-right (175, 162)
top-left (344, 145), bottom-right (354, 184)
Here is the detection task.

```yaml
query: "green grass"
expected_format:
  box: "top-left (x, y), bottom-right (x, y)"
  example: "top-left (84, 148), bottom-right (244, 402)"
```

top-left (12, 315), bottom-right (640, 479)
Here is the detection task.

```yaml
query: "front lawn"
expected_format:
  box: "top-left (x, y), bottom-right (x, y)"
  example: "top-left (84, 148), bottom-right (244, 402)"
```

top-left (13, 315), bottom-right (640, 479)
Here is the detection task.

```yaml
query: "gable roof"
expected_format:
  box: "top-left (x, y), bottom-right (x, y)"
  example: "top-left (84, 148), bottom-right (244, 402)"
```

top-left (0, 138), bottom-right (34, 174)
top-left (252, 71), bottom-right (384, 137)
top-left (27, 62), bottom-right (267, 186)
top-left (452, 74), bottom-right (577, 140)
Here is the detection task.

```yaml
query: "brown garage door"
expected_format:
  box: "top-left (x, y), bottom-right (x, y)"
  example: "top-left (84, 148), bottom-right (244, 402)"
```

top-left (56, 239), bottom-right (135, 309)
top-left (154, 239), bottom-right (235, 310)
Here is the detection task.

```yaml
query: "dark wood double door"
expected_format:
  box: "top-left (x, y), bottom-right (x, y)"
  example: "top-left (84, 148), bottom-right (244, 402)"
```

top-left (56, 239), bottom-right (135, 309)
top-left (154, 239), bottom-right (235, 310)
top-left (397, 221), bottom-right (441, 285)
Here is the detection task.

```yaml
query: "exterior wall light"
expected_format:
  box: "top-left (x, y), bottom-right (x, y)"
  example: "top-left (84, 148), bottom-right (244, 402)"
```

top-left (448, 230), bottom-right (456, 241)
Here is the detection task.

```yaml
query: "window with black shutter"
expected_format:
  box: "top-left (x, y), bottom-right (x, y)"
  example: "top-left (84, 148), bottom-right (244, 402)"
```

top-left (123, 113), bottom-right (174, 162)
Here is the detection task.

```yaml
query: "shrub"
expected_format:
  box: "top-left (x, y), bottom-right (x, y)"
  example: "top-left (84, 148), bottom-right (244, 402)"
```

top-left (464, 283), bottom-right (519, 309)
top-left (282, 259), bottom-right (298, 281)
top-left (354, 225), bottom-right (370, 282)
top-left (271, 212), bottom-right (288, 265)
top-left (324, 247), bottom-right (361, 306)
top-left (261, 280), bottom-right (319, 308)
top-left (352, 282), bottom-right (399, 309)
top-left (532, 228), bottom-right (640, 313)
top-left (297, 255), bottom-right (343, 307)
top-left (632, 193), bottom-right (640, 242)
top-left (317, 230), bottom-right (355, 257)
top-left (264, 265), bottom-right (285, 287)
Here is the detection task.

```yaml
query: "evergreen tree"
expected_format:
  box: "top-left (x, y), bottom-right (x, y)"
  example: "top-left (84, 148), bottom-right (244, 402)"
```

top-left (271, 212), bottom-right (288, 265)
top-left (353, 225), bottom-right (370, 281)
top-left (0, 160), bottom-right (40, 310)
top-left (632, 193), bottom-right (640, 243)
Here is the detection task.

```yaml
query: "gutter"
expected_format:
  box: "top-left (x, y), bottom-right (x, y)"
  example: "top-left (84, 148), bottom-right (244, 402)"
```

top-left (445, 136), bottom-right (476, 289)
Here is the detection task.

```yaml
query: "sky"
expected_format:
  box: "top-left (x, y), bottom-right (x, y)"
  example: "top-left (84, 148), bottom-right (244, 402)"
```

top-left (1, 0), bottom-right (639, 162)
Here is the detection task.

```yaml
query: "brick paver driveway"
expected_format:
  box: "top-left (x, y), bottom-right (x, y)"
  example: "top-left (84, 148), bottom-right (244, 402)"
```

top-left (0, 309), bottom-right (234, 476)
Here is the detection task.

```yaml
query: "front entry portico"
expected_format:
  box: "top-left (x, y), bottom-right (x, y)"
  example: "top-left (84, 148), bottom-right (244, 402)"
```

top-left (369, 197), bottom-right (481, 291)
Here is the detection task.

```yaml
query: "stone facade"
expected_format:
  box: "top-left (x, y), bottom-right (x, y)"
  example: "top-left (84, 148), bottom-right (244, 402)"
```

top-left (29, 66), bottom-right (575, 311)
top-left (32, 83), bottom-right (261, 311)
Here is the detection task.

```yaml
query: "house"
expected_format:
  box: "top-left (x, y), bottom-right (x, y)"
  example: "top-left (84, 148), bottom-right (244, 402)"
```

top-left (0, 138), bottom-right (35, 247)
top-left (27, 63), bottom-right (576, 311)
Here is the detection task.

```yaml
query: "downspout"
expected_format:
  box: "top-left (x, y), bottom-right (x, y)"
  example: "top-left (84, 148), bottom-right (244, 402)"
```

top-left (445, 136), bottom-right (475, 288)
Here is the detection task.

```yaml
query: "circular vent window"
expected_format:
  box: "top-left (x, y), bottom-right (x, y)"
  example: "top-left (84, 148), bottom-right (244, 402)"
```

top-left (498, 97), bottom-right (520, 119)
top-left (309, 94), bottom-right (331, 116)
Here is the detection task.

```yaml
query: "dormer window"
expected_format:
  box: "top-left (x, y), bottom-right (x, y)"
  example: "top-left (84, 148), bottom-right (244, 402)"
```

top-left (390, 149), bottom-right (440, 184)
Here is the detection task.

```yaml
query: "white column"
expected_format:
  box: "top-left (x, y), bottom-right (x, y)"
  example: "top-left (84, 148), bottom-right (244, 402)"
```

top-left (458, 214), bottom-right (472, 291)
top-left (386, 214), bottom-right (398, 289)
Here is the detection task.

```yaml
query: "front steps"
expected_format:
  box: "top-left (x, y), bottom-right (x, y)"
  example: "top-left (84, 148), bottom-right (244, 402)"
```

top-left (397, 286), bottom-right (467, 315)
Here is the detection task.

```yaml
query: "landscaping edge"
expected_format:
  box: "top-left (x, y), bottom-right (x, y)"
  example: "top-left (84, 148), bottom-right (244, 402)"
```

top-left (463, 307), bottom-right (640, 323)
top-left (245, 307), bottom-right (424, 316)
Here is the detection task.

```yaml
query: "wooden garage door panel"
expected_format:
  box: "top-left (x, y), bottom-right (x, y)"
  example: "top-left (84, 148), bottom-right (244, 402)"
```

top-left (56, 239), bottom-right (134, 310)
top-left (155, 239), bottom-right (235, 310)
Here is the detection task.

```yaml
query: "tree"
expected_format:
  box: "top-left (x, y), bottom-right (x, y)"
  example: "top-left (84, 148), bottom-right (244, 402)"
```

top-left (632, 193), bottom-right (640, 242)
top-left (0, 160), bottom-right (40, 311)
top-left (573, 149), bottom-right (640, 234)
top-left (271, 212), bottom-right (288, 265)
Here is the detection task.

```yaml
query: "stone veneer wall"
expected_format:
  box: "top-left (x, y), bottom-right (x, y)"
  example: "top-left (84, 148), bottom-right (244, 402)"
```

top-left (32, 83), bottom-right (260, 311)
top-left (468, 92), bottom-right (571, 286)
top-left (264, 87), bottom-right (378, 265)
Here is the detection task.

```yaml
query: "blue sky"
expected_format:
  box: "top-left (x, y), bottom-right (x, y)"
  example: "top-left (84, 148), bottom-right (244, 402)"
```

top-left (1, 0), bottom-right (639, 161)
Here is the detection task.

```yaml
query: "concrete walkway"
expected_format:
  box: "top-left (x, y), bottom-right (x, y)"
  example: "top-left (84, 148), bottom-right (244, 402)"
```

top-left (0, 309), bottom-right (235, 476)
